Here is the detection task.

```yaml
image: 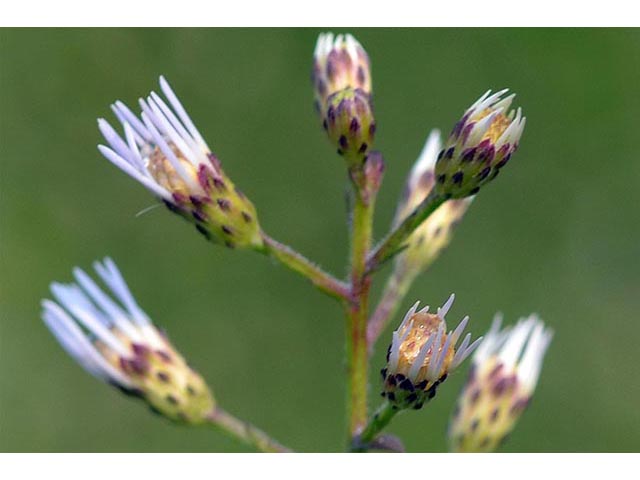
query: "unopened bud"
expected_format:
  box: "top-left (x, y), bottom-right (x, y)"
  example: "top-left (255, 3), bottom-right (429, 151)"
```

top-left (312, 32), bottom-right (371, 112)
top-left (435, 89), bottom-right (526, 199)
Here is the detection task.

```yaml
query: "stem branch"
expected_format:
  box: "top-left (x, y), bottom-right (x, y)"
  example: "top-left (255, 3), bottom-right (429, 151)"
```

top-left (352, 401), bottom-right (399, 452)
top-left (261, 232), bottom-right (350, 301)
top-left (345, 188), bottom-right (375, 438)
top-left (205, 407), bottom-right (292, 453)
top-left (367, 190), bottom-right (445, 272)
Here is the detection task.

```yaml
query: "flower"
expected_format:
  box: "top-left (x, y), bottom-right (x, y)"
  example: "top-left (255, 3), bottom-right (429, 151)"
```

top-left (381, 294), bottom-right (483, 410)
top-left (312, 32), bottom-right (371, 112)
top-left (41, 258), bottom-right (215, 424)
top-left (393, 130), bottom-right (474, 277)
top-left (98, 76), bottom-right (262, 249)
top-left (447, 314), bottom-right (553, 452)
top-left (434, 89), bottom-right (526, 199)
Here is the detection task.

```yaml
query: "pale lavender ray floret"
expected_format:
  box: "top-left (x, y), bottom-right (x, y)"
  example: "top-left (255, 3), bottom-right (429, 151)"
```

top-left (41, 258), bottom-right (164, 389)
top-left (473, 313), bottom-right (553, 393)
top-left (97, 76), bottom-right (215, 202)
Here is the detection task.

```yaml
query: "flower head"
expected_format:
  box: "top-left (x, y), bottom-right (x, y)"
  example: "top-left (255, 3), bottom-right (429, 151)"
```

top-left (41, 258), bottom-right (215, 424)
top-left (324, 87), bottom-right (376, 161)
top-left (394, 130), bottom-right (473, 276)
top-left (98, 76), bottom-right (262, 249)
top-left (435, 89), bottom-right (526, 199)
top-left (312, 32), bottom-right (371, 112)
top-left (448, 314), bottom-right (552, 452)
top-left (381, 294), bottom-right (483, 410)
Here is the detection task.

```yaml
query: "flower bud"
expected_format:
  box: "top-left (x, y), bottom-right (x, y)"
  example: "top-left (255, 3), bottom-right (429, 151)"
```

top-left (323, 87), bottom-right (375, 163)
top-left (448, 314), bottom-right (552, 452)
top-left (394, 130), bottom-right (473, 276)
top-left (41, 258), bottom-right (215, 425)
top-left (312, 32), bottom-right (371, 112)
top-left (435, 89), bottom-right (526, 199)
top-left (98, 76), bottom-right (262, 250)
top-left (381, 295), bottom-right (483, 410)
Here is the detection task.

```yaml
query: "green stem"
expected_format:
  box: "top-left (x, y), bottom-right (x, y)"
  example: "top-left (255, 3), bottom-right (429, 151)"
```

top-left (367, 189), bottom-right (445, 272)
top-left (205, 407), bottom-right (292, 453)
top-left (366, 269), bottom-right (414, 353)
top-left (346, 189), bottom-right (375, 438)
top-left (352, 401), bottom-right (399, 452)
top-left (260, 233), bottom-right (350, 301)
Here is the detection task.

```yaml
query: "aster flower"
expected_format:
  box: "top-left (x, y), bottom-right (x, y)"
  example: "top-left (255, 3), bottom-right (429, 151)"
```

top-left (312, 32), bottom-right (371, 111)
top-left (381, 294), bottom-right (483, 410)
top-left (435, 89), bottom-right (526, 199)
top-left (448, 314), bottom-right (553, 452)
top-left (41, 258), bottom-right (215, 424)
top-left (98, 76), bottom-right (262, 249)
top-left (393, 130), bottom-right (474, 276)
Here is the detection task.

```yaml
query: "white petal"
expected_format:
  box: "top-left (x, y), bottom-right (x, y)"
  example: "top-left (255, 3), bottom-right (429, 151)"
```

top-left (97, 145), bottom-right (171, 201)
top-left (437, 293), bottom-right (455, 319)
top-left (159, 76), bottom-right (210, 153)
top-left (42, 300), bottom-right (132, 387)
top-left (73, 267), bottom-right (143, 343)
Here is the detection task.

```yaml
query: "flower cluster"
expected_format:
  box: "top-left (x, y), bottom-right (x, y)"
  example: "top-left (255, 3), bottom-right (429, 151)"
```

top-left (98, 77), bottom-right (262, 249)
top-left (448, 314), bottom-right (552, 452)
top-left (381, 295), bottom-right (483, 410)
top-left (38, 32), bottom-right (547, 453)
top-left (42, 258), bottom-right (215, 424)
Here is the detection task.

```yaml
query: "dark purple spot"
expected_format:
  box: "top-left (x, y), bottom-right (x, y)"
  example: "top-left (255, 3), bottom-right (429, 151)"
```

top-left (445, 147), bottom-right (455, 159)
top-left (490, 408), bottom-right (500, 422)
top-left (349, 118), bottom-right (360, 133)
top-left (399, 378), bottom-right (415, 392)
top-left (477, 166), bottom-right (492, 181)
top-left (470, 418), bottom-right (480, 432)
top-left (192, 210), bottom-right (207, 223)
top-left (155, 350), bottom-right (172, 363)
top-left (213, 177), bottom-right (226, 191)
top-left (452, 171), bottom-right (464, 185)
top-left (470, 388), bottom-right (481, 405)
top-left (195, 224), bottom-right (211, 239)
top-left (217, 198), bottom-right (231, 211)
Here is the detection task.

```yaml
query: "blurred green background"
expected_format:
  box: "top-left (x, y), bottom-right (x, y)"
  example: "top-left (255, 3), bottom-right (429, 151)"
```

top-left (1, 28), bottom-right (639, 452)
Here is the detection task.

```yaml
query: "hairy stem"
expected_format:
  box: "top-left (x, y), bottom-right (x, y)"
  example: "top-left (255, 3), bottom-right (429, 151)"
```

top-left (346, 189), bottom-right (375, 438)
top-left (366, 269), bottom-right (415, 353)
top-left (205, 407), bottom-right (292, 453)
top-left (352, 401), bottom-right (399, 452)
top-left (367, 189), bottom-right (445, 271)
top-left (260, 232), bottom-right (350, 301)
